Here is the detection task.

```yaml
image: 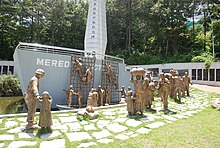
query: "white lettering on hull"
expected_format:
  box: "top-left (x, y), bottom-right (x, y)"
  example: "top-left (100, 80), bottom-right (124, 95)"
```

top-left (37, 58), bottom-right (70, 68)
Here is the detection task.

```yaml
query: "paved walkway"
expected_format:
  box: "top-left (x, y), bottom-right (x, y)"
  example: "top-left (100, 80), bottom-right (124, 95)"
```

top-left (191, 84), bottom-right (220, 94)
top-left (0, 88), bottom-right (212, 148)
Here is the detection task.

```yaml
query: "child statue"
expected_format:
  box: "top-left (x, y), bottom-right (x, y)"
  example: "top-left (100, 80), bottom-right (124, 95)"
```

top-left (117, 86), bottom-right (126, 104)
top-left (127, 86), bottom-right (135, 116)
top-left (38, 91), bottom-right (53, 132)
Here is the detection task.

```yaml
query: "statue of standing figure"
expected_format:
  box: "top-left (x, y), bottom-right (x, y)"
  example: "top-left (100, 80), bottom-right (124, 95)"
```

top-left (65, 85), bottom-right (77, 107)
top-left (105, 85), bottom-right (111, 106)
top-left (158, 73), bottom-right (170, 111)
top-left (38, 91), bottom-right (53, 132)
top-left (97, 85), bottom-right (104, 106)
top-left (87, 88), bottom-right (98, 107)
top-left (182, 72), bottom-right (192, 96)
top-left (127, 86), bottom-right (135, 116)
top-left (76, 89), bottom-right (83, 108)
top-left (117, 86), bottom-right (126, 104)
top-left (24, 69), bottom-right (45, 129)
top-left (130, 67), bottom-right (146, 116)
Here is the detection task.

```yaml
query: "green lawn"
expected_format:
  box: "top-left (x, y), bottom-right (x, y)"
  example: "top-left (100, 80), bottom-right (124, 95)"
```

top-left (93, 92), bottom-right (220, 148)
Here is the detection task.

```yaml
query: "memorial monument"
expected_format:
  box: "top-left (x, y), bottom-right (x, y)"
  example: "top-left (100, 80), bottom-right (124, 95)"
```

top-left (85, 0), bottom-right (107, 59)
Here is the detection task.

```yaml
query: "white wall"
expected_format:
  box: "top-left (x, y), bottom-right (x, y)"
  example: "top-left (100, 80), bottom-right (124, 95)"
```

top-left (0, 61), bottom-right (16, 75)
top-left (129, 62), bottom-right (220, 86)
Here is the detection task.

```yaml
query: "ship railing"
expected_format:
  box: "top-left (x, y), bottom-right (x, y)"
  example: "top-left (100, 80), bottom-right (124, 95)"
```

top-left (16, 42), bottom-right (124, 64)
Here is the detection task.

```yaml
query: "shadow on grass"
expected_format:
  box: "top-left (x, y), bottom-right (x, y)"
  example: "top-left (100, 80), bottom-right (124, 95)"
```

top-left (36, 127), bottom-right (53, 138)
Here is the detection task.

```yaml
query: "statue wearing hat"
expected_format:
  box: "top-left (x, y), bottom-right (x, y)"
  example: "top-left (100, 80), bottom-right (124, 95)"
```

top-left (25, 69), bottom-right (45, 129)
top-left (38, 91), bottom-right (53, 131)
top-left (130, 67), bottom-right (146, 115)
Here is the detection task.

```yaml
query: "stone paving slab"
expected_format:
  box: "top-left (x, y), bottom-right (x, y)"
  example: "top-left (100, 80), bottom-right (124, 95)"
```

top-left (92, 130), bottom-right (112, 139)
top-left (136, 127), bottom-right (151, 134)
top-left (40, 130), bottom-right (61, 139)
top-left (161, 115), bottom-right (177, 121)
top-left (84, 123), bottom-right (96, 131)
top-left (59, 116), bottom-right (78, 123)
top-left (78, 142), bottom-right (96, 148)
top-left (107, 123), bottom-right (128, 133)
top-left (5, 121), bottom-right (18, 128)
top-left (7, 127), bottom-right (22, 133)
top-left (97, 138), bottom-right (114, 144)
top-left (113, 117), bottom-right (127, 123)
top-left (0, 134), bottom-right (14, 140)
top-left (147, 122), bottom-right (166, 129)
top-left (126, 119), bottom-right (142, 127)
top-left (18, 133), bottom-right (36, 139)
top-left (66, 132), bottom-right (92, 142)
top-left (115, 134), bottom-right (129, 140)
top-left (40, 139), bottom-right (65, 148)
top-left (66, 122), bottom-right (82, 131)
top-left (0, 143), bottom-right (4, 148)
top-left (8, 141), bottom-right (37, 148)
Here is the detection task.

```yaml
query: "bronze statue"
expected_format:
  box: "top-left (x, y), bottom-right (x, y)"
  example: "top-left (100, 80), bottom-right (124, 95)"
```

top-left (38, 91), bottom-right (53, 131)
top-left (158, 73), bottom-right (170, 111)
top-left (76, 89), bottom-right (82, 108)
top-left (173, 75), bottom-right (182, 102)
top-left (144, 77), bottom-right (155, 110)
top-left (65, 85), bottom-right (77, 107)
top-left (97, 85), bottom-right (104, 106)
top-left (87, 88), bottom-right (98, 107)
top-left (182, 72), bottom-right (192, 96)
top-left (105, 85), bottom-right (111, 106)
top-left (81, 67), bottom-right (93, 84)
top-left (130, 67), bottom-right (146, 115)
top-left (117, 86), bottom-right (126, 104)
top-left (24, 69), bottom-right (45, 129)
top-left (105, 64), bottom-right (113, 83)
top-left (113, 75), bottom-right (119, 89)
top-left (75, 57), bottom-right (83, 78)
top-left (127, 86), bottom-right (135, 116)
top-left (77, 106), bottom-right (99, 120)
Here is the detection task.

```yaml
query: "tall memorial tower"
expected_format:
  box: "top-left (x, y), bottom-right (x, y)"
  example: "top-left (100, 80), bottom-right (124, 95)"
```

top-left (84, 0), bottom-right (107, 59)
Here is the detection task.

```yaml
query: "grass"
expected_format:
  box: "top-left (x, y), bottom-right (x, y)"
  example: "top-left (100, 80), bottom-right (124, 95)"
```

top-left (92, 91), bottom-right (220, 148)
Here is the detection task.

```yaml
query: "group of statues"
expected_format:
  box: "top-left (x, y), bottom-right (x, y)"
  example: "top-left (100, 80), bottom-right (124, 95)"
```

top-left (24, 66), bottom-right (192, 130)
top-left (87, 85), bottom-right (110, 107)
top-left (64, 85), bottom-right (82, 108)
top-left (126, 67), bottom-right (192, 116)
top-left (24, 69), bottom-right (52, 131)
top-left (126, 67), bottom-right (155, 116)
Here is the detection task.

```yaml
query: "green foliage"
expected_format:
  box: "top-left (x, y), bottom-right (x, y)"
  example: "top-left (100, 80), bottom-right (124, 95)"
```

top-left (192, 52), bottom-right (214, 70)
top-left (0, 75), bottom-right (22, 96)
top-left (1, 0), bottom-right (220, 64)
